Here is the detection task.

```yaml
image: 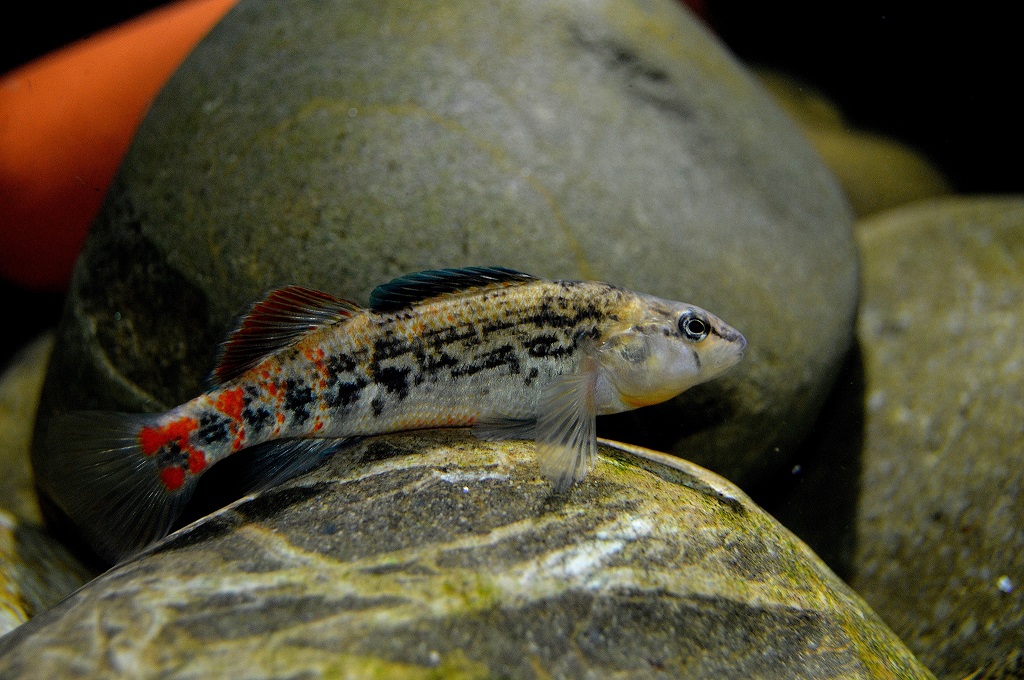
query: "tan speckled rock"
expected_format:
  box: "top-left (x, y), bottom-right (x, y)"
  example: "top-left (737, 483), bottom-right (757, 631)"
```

top-left (853, 197), bottom-right (1024, 679)
top-left (0, 336), bottom-right (93, 635)
top-left (35, 0), bottom-right (858, 494)
top-left (0, 432), bottom-right (931, 678)
top-left (0, 513), bottom-right (93, 637)
top-left (0, 334), bottom-right (52, 524)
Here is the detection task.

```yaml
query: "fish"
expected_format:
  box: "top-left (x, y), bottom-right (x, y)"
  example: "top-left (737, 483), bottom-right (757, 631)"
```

top-left (37, 266), bottom-right (746, 562)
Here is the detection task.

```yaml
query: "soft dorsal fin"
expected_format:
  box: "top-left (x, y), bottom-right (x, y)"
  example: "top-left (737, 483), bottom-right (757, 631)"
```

top-left (212, 286), bottom-right (361, 384)
top-left (369, 266), bottom-right (538, 312)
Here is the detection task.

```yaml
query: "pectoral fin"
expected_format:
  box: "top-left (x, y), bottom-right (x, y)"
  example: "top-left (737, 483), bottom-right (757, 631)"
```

top-left (534, 359), bottom-right (599, 493)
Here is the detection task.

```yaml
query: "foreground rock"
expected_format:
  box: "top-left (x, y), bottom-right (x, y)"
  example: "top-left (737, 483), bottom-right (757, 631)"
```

top-left (36, 0), bottom-right (857, 489)
top-left (853, 198), bottom-right (1024, 679)
top-left (1, 335), bottom-right (52, 525)
top-left (0, 336), bottom-right (92, 635)
top-left (0, 432), bottom-right (930, 677)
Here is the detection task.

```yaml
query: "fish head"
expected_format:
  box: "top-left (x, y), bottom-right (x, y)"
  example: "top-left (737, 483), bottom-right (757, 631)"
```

top-left (593, 294), bottom-right (746, 411)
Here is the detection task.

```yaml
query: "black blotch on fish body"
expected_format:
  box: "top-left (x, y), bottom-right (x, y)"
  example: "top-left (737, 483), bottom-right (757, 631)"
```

top-left (452, 343), bottom-right (521, 378)
top-left (372, 365), bottom-right (412, 399)
top-left (372, 328), bottom-right (417, 363)
top-left (243, 404), bottom-right (275, 432)
top-left (479, 318), bottom-right (519, 336)
top-left (526, 333), bottom-right (573, 359)
top-left (155, 442), bottom-right (188, 471)
top-left (326, 353), bottom-right (357, 375)
top-left (326, 378), bottom-right (367, 410)
top-left (523, 299), bottom-right (603, 332)
top-left (422, 324), bottom-right (480, 347)
top-left (196, 411), bottom-right (231, 445)
top-left (240, 385), bottom-right (275, 432)
top-left (417, 349), bottom-right (460, 376)
top-left (283, 379), bottom-right (315, 425)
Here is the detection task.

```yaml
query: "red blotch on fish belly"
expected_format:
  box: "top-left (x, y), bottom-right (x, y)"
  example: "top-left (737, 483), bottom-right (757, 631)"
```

top-left (139, 417), bottom-right (199, 456)
top-left (188, 449), bottom-right (207, 474)
top-left (161, 467), bottom-right (186, 491)
top-left (215, 387), bottom-right (245, 422)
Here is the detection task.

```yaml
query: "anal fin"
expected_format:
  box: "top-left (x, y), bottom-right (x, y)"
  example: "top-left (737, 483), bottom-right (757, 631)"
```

top-left (472, 416), bottom-right (535, 442)
top-left (232, 436), bottom-right (356, 494)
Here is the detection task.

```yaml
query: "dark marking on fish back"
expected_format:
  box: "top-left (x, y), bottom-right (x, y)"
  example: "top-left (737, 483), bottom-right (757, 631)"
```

top-left (283, 379), bottom-right (315, 425)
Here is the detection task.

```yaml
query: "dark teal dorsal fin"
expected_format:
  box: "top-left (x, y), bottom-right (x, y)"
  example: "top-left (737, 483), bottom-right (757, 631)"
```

top-left (369, 266), bottom-right (538, 312)
top-left (212, 286), bottom-right (361, 384)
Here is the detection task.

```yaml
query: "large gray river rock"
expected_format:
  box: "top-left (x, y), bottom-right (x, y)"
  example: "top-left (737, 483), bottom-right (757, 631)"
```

top-left (851, 198), bottom-right (1024, 680)
top-left (34, 0), bottom-right (857, 488)
top-left (0, 432), bottom-right (931, 678)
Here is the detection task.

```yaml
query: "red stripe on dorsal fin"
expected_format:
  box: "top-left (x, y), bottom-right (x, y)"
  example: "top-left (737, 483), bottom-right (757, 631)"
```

top-left (212, 286), bottom-right (361, 384)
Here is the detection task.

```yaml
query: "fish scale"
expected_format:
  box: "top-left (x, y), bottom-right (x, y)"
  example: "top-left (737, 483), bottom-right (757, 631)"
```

top-left (37, 266), bottom-right (746, 562)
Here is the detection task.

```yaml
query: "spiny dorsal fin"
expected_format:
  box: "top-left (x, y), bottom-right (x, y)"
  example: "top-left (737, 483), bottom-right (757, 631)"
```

top-left (213, 286), bottom-right (361, 384)
top-left (369, 266), bottom-right (538, 312)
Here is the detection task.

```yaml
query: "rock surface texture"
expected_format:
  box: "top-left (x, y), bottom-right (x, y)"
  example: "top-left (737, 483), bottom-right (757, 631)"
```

top-left (0, 432), bottom-right (932, 678)
top-left (34, 0), bottom-right (858, 488)
top-left (757, 70), bottom-right (951, 218)
top-left (0, 335), bottom-right (92, 635)
top-left (853, 198), bottom-right (1024, 679)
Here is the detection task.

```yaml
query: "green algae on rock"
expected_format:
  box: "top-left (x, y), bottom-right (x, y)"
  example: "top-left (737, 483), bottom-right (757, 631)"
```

top-left (35, 0), bottom-right (857, 491)
top-left (853, 198), bottom-right (1024, 679)
top-left (0, 432), bottom-right (931, 678)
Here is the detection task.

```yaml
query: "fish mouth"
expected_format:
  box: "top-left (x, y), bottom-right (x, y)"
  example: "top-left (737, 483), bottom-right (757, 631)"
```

top-left (713, 325), bottom-right (746, 351)
top-left (735, 333), bottom-right (747, 355)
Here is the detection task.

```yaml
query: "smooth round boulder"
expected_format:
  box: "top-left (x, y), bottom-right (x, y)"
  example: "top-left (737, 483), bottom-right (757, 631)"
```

top-left (757, 70), bottom-right (950, 218)
top-left (0, 432), bottom-right (931, 677)
top-left (852, 198), bottom-right (1024, 679)
top-left (34, 0), bottom-right (857, 489)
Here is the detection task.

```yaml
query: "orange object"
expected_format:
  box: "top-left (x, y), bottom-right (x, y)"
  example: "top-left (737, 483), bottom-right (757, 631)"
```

top-left (0, 0), bottom-right (239, 291)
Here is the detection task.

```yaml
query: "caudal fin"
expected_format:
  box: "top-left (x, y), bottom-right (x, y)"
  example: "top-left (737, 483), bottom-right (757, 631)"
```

top-left (38, 411), bottom-right (198, 563)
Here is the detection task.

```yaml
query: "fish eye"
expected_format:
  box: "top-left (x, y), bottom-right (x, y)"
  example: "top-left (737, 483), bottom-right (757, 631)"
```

top-left (678, 310), bottom-right (709, 342)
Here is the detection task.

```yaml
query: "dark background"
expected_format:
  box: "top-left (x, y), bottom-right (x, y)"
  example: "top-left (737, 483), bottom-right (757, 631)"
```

top-left (2, 2), bottom-right (1021, 369)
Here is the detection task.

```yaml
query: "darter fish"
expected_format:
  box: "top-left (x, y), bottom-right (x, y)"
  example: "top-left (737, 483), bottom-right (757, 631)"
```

top-left (37, 266), bottom-right (746, 562)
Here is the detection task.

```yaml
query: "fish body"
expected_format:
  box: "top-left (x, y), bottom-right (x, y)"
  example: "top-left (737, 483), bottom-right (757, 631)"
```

top-left (38, 267), bottom-right (745, 562)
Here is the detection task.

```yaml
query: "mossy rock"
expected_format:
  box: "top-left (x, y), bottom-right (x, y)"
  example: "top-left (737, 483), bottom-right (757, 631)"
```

top-left (0, 432), bottom-right (932, 678)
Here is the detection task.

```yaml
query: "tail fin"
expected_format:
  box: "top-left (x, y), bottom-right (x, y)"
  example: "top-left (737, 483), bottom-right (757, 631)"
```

top-left (38, 411), bottom-right (199, 563)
